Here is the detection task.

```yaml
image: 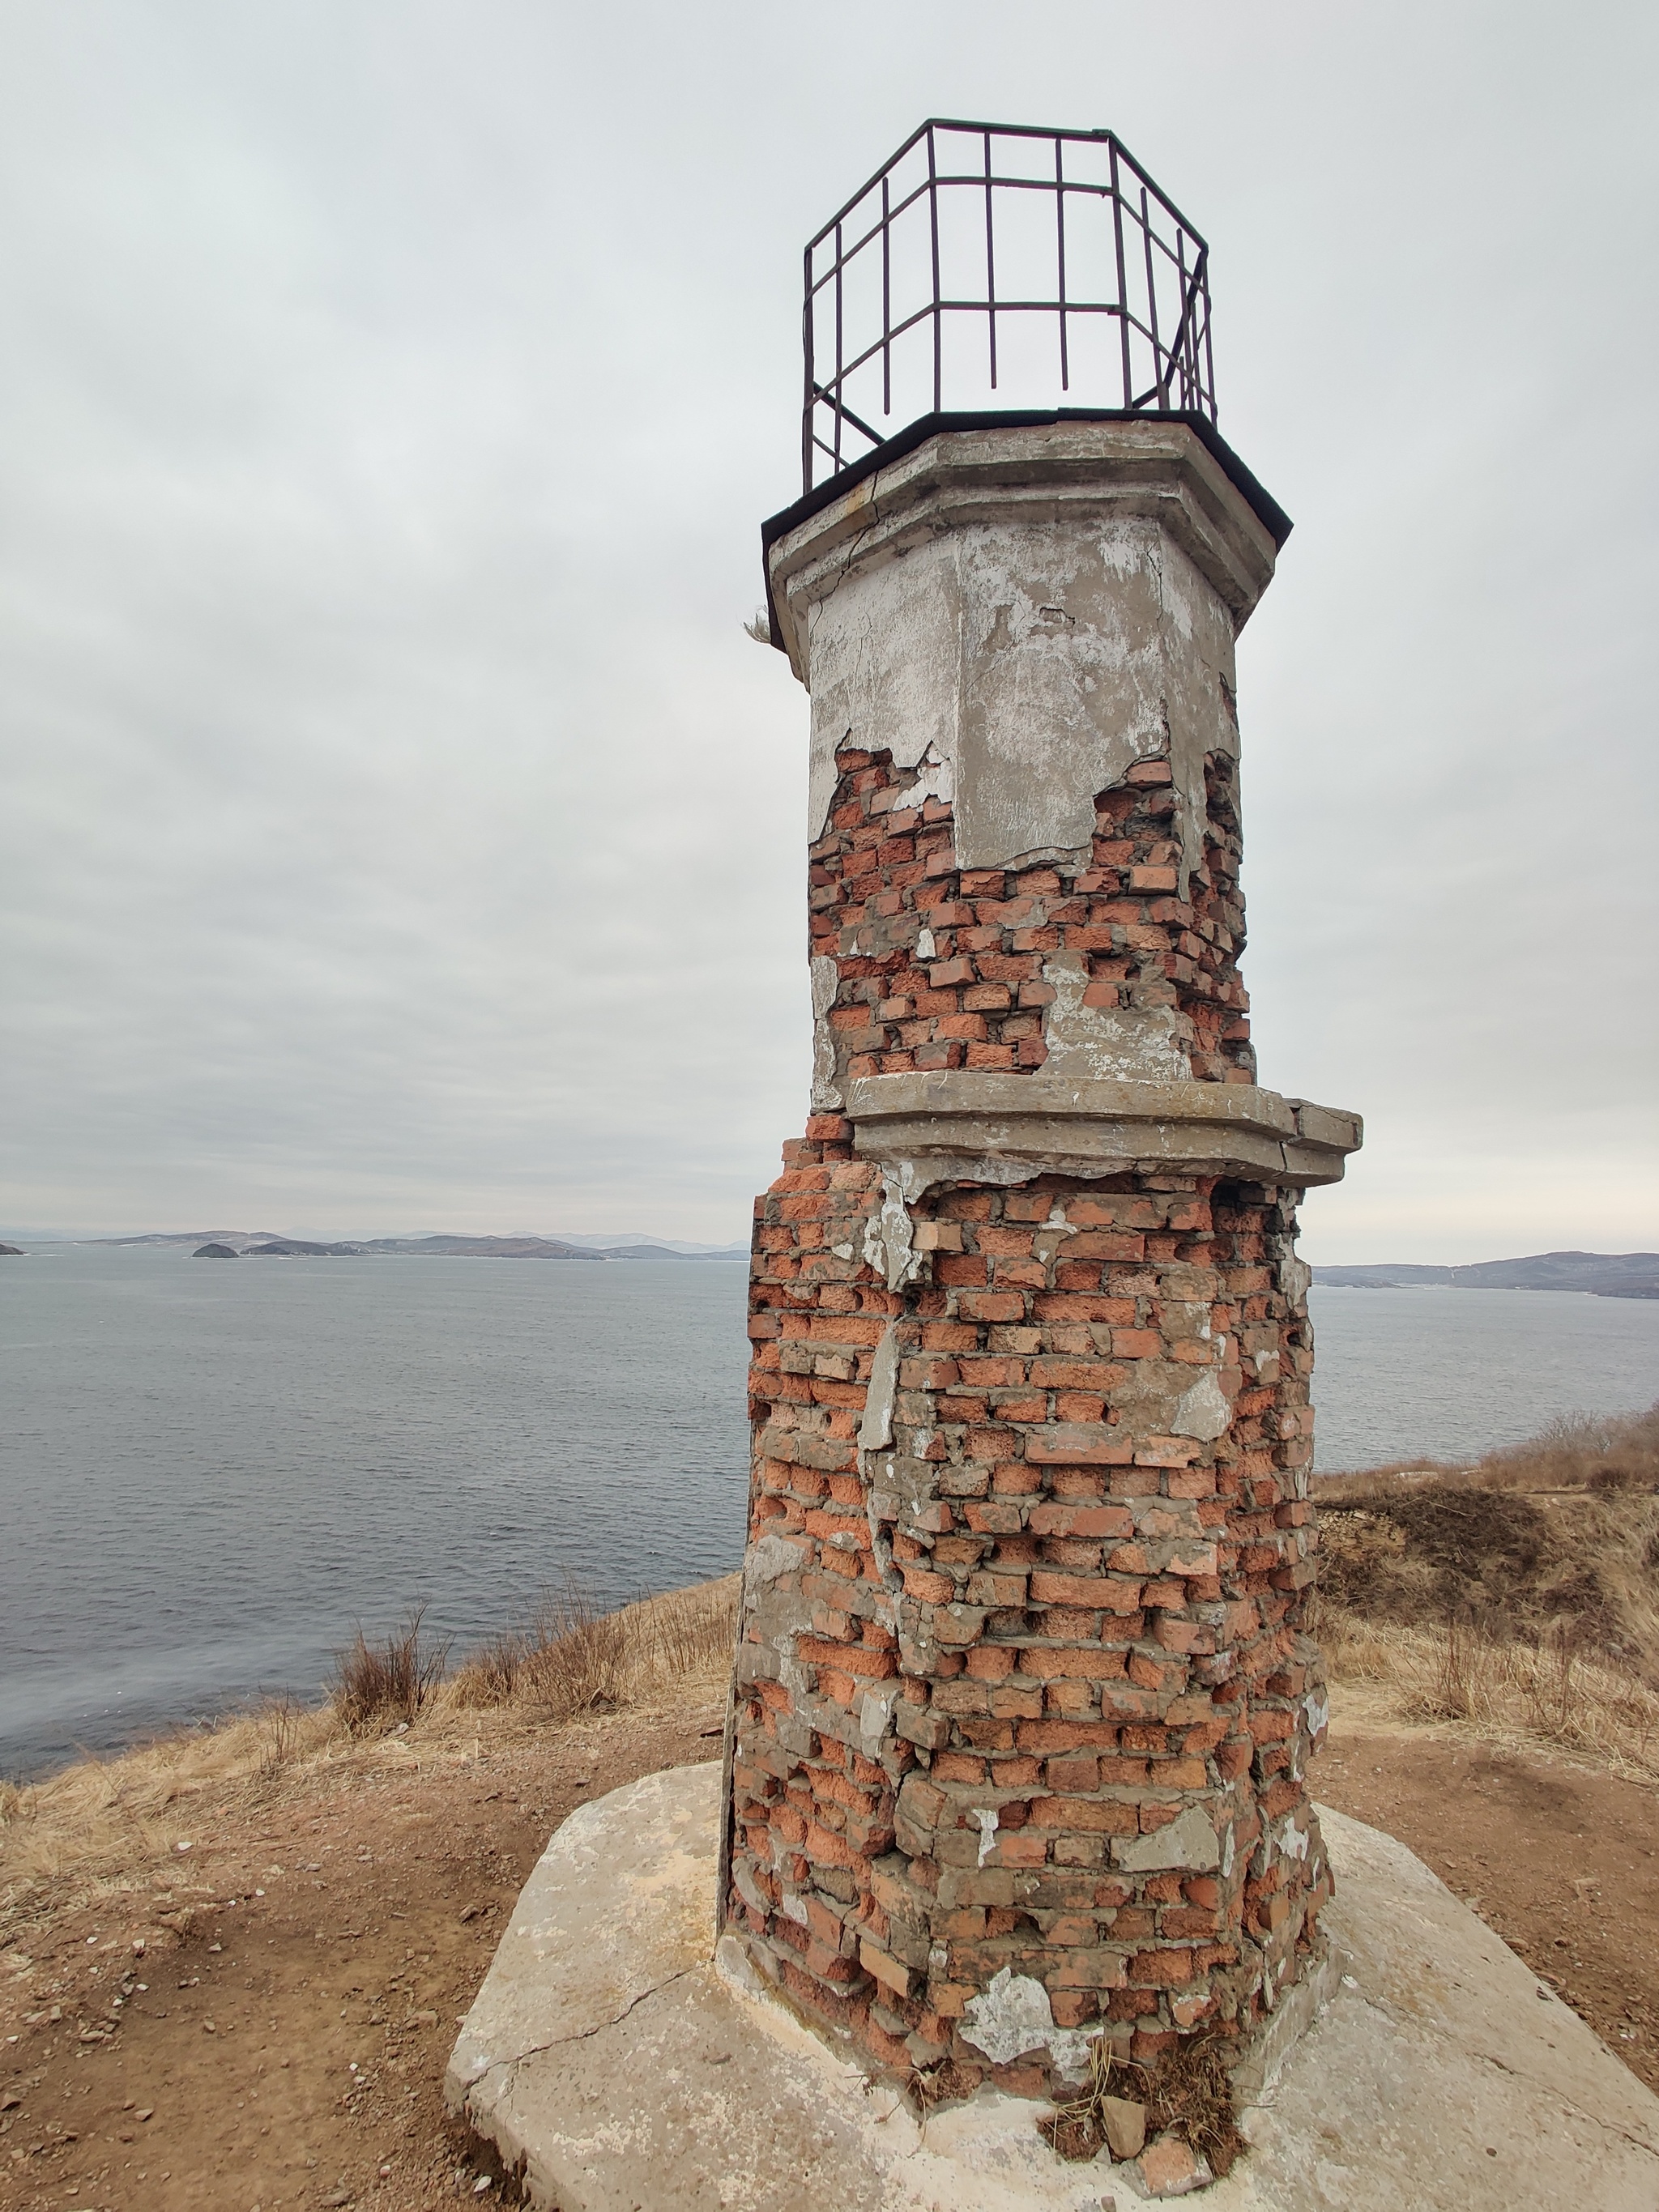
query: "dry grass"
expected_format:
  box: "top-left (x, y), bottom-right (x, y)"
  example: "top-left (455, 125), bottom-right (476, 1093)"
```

top-left (448, 1576), bottom-right (736, 1716)
top-left (1038, 2029), bottom-right (1243, 2176)
top-left (1318, 1609), bottom-right (1659, 1782)
top-left (331, 1605), bottom-right (453, 1735)
top-left (1039, 2036), bottom-right (1144, 2162)
top-left (1318, 1401), bottom-right (1659, 1502)
top-left (0, 1575), bottom-right (740, 1912)
top-left (1314, 1407), bottom-right (1659, 1781)
top-left (0, 1696), bottom-right (339, 1904)
top-left (1316, 1400), bottom-right (1659, 1682)
top-left (1144, 2031), bottom-right (1245, 2178)
top-left (449, 1583), bottom-right (627, 1717)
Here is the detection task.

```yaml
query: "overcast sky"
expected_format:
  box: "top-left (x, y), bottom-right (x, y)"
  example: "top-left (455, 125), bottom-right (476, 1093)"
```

top-left (0, 1), bottom-right (1654, 1262)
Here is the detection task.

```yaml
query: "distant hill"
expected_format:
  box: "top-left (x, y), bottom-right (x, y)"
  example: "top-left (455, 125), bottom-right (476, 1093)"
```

top-left (544, 1231), bottom-right (748, 1256)
top-left (246, 1238), bottom-right (367, 1257)
top-left (97, 1230), bottom-right (285, 1250)
top-left (1315, 1250), bottom-right (1659, 1297)
top-left (365, 1236), bottom-right (733, 1261)
top-left (364, 1234), bottom-right (603, 1260)
top-left (79, 1229), bottom-right (746, 1260)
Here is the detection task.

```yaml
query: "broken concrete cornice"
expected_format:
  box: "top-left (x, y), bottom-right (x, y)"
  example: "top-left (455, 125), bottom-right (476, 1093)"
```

top-left (845, 1071), bottom-right (1363, 1189)
top-left (767, 420), bottom-right (1281, 677)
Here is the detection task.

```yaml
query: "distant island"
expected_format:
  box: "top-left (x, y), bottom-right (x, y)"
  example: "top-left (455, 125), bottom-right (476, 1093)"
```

top-left (89, 1229), bottom-right (747, 1263)
top-left (1314, 1249), bottom-right (1659, 1299)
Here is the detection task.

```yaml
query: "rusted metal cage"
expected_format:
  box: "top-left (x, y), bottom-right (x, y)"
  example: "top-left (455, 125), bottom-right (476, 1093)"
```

top-left (803, 119), bottom-right (1216, 494)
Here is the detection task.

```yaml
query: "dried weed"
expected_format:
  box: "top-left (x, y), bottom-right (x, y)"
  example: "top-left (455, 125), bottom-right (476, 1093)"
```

top-left (1038, 2037), bottom-right (1147, 2161)
top-left (1144, 2032), bottom-right (1244, 2177)
top-left (331, 1605), bottom-right (452, 1736)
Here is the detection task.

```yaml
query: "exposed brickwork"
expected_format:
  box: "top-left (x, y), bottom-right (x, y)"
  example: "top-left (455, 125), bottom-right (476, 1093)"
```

top-left (730, 1119), bottom-right (1332, 2093)
top-left (811, 744), bottom-right (1254, 1091)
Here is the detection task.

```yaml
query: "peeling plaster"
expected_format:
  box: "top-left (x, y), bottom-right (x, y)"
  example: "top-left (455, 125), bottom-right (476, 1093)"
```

top-left (1113, 1805), bottom-right (1222, 1873)
top-left (809, 956), bottom-right (843, 1110)
top-left (862, 1173), bottom-right (924, 1291)
top-left (1038, 950), bottom-right (1193, 1082)
top-left (958, 1966), bottom-right (1094, 2082)
top-left (858, 1323), bottom-right (906, 1615)
top-left (743, 1533), bottom-right (808, 1597)
top-left (1277, 1818), bottom-right (1311, 1865)
top-left (800, 514), bottom-right (1238, 900)
top-left (1107, 1358), bottom-right (1230, 1443)
top-left (859, 1686), bottom-right (898, 1758)
top-left (968, 1806), bottom-right (1000, 1868)
top-left (858, 1324), bottom-right (902, 1452)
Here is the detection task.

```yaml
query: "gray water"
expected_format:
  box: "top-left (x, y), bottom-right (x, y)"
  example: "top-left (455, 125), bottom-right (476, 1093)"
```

top-left (2, 1247), bottom-right (1657, 1778)
top-left (1, 1246), bottom-right (752, 1777)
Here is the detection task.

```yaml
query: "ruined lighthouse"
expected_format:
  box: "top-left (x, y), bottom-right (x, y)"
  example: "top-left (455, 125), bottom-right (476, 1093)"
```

top-left (723, 120), bottom-right (1362, 2096)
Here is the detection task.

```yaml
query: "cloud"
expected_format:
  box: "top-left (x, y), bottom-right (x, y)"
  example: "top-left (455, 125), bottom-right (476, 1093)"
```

top-left (0, 0), bottom-right (1654, 1256)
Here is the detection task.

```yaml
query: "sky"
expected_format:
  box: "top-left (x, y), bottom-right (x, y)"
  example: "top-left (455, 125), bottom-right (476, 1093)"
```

top-left (0, 2), bottom-right (1654, 1263)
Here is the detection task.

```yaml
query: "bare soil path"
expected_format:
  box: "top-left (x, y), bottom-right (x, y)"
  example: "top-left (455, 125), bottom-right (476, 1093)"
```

top-left (1318, 1692), bottom-right (1659, 2095)
top-left (0, 1694), bottom-right (724, 2212)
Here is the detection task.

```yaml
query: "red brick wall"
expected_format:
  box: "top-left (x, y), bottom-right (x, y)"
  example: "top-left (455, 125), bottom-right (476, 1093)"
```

top-left (812, 744), bottom-right (1253, 1092)
top-left (728, 1118), bottom-right (1331, 2091)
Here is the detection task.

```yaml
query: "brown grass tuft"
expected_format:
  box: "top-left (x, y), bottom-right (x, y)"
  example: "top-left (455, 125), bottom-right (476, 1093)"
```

top-left (448, 1584), bottom-right (625, 1718)
top-left (1038, 2037), bottom-right (1146, 2160)
top-left (331, 1605), bottom-right (453, 1736)
top-left (446, 1575), bottom-right (736, 1717)
top-left (1144, 2031), bottom-right (1244, 2177)
top-left (1038, 2031), bottom-right (1243, 2177)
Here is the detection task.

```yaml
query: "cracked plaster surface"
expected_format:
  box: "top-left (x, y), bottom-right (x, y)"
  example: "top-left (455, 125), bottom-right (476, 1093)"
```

top-left (800, 514), bottom-right (1236, 896)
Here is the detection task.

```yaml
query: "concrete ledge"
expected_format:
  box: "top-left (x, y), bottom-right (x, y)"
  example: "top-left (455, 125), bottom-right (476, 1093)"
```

top-left (766, 419), bottom-right (1284, 676)
top-left (447, 1764), bottom-right (1659, 2211)
top-left (846, 1073), bottom-right (1363, 1190)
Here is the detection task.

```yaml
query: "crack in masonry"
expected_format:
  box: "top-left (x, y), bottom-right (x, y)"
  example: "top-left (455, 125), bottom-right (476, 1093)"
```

top-left (1468, 2042), bottom-right (1659, 2163)
top-left (467, 1960), bottom-right (707, 2105)
top-left (1307, 1990), bottom-right (1659, 2164)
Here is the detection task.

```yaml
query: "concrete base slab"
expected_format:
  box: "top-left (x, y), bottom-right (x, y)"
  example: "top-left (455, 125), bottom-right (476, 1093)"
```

top-left (446, 1762), bottom-right (1659, 2211)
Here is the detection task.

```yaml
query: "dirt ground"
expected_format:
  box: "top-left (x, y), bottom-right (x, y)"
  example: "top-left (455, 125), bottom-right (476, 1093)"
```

top-left (3, 1684), bottom-right (1657, 2212)
top-left (1316, 1683), bottom-right (1659, 2095)
top-left (0, 1693), bottom-right (726, 2212)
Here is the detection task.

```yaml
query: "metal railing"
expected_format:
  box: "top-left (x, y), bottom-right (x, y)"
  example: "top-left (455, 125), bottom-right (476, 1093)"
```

top-left (803, 119), bottom-right (1216, 494)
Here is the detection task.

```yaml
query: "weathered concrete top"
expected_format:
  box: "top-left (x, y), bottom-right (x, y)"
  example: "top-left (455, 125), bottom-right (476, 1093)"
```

top-left (767, 419), bottom-right (1277, 884)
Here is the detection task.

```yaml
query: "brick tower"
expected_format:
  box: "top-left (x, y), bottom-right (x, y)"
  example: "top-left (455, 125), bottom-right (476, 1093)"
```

top-left (723, 121), bottom-right (1361, 2097)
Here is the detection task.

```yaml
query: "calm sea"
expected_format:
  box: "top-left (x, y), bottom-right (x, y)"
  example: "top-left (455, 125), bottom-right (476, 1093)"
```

top-left (2, 1247), bottom-right (1657, 1777)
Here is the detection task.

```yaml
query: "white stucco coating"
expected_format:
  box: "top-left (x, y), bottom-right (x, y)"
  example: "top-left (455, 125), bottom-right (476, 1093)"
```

top-left (801, 512), bottom-right (1236, 893)
top-left (1038, 950), bottom-right (1194, 1082)
top-left (770, 422), bottom-right (1282, 1120)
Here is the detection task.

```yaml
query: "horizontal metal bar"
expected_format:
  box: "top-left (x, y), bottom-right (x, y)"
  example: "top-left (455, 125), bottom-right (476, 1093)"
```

top-left (802, 118), bottom-right (1218, 492)
top-left (808, 175), bottom-right (1193, 297)
top-left (818, 296), bottom-right (1204, 414)
top-left (923, 119), bottom-right (1209, 249)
